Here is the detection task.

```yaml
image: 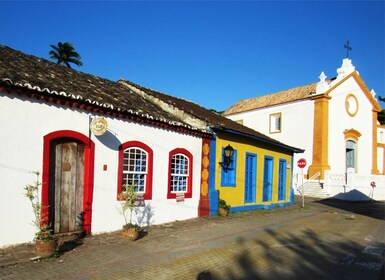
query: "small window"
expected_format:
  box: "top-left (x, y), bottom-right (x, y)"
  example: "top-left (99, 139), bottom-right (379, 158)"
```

top-left (346, 140), bottom-right (356, 170)
top-left (168, 148), bottom-right (193, 199)
top-left (270, 113), bottom-right (281, 133)
top-left (117, 141), bottom-right (153, 200)
top-left (221, 148), bottom-right (237, 187)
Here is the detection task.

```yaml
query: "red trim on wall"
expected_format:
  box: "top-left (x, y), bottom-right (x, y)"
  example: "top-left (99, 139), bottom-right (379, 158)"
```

top-left (42, 130), bottom-right (95, 234)
top-left (167, 148), bottom-right (193, 199)
top-left (117, 141), bottom-right (153, 200)
top-left (198, 138), bottom-right (210, 217)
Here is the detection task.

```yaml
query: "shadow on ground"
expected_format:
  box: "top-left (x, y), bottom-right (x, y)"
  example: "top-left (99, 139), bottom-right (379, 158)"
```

top-left (196, 227), bottom-right (383, 280)
top-left (317, 199), bottom-right (385, 221)
top-left (57, 232), bottom-right (86, 256)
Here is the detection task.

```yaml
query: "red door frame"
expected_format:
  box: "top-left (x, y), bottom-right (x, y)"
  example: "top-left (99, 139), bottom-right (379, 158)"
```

top-left (42, 130), bottom-right (95, 234)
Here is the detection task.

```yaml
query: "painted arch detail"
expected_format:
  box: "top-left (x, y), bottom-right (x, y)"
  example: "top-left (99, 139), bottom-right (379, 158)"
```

top-left (42, 130), bottom-right (95, 234)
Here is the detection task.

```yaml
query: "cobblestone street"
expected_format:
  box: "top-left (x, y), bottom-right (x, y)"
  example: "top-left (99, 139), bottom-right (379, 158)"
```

top-left (1, 197), bottom-right (384, 279)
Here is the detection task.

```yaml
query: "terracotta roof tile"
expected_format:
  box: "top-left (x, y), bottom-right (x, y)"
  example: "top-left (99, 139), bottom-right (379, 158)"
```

top-left (0, 45), bottom-right (302, 152)
top-left (223, 83), bottom-right (317, 116)
top-left (120, 80), bottom-right (303, 152)
top-left (0, 45), bottom-right (202, 134)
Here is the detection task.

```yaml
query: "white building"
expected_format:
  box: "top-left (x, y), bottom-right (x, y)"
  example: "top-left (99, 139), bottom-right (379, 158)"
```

top-left (224, 59), bottom-right (385, 201)
top-left (0, 45), bottom-right (211, 247)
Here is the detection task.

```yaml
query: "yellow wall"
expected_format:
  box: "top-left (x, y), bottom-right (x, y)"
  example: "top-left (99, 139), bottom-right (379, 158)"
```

top-left (215, 133), bottom-right (293, 208)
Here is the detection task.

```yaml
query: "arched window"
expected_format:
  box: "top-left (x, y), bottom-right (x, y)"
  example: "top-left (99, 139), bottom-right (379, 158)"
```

top-left (117, 141), bottom-right (153, 200)
top-left (167, 148), bottom-right (193, 199)
top-left (346, 140), bottom-right (356, 170)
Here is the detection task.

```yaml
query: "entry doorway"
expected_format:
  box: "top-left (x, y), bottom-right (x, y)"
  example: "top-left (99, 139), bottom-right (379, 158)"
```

top-left (50, 139), bottom-right (85, 234)
top-left (244, 153), bottom-right (256, 203)
top-left (263, 157), bottom-right (273, 202)
top-left (42, 130), bottom-right (95, 235)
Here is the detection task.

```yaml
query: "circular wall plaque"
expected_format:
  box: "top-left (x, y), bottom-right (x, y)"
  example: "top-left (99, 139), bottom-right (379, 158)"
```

top-left (90, 117), bottom-right (108, 136)
top-left (345, 94), bottom-right (359, 116)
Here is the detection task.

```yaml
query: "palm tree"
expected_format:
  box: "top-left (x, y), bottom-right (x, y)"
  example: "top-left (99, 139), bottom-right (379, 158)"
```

top-left (49, 42), bottom-right (83, 68)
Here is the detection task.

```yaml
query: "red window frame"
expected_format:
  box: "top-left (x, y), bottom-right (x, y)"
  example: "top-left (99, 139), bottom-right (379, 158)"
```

top-left (167, 148), bottom-right (193, 199)
top-left (117, 141), bottom-right (153, 200)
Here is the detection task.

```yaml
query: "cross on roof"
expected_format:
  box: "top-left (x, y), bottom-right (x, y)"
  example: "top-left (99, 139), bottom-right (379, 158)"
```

top-left (344, 40), bottom-right (352, 58)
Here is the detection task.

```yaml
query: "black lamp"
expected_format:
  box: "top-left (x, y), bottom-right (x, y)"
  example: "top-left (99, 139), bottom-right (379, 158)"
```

top-left (220, 144), bottom-right (234, 169)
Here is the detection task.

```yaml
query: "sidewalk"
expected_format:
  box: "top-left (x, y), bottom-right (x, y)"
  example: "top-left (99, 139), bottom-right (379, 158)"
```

top-left (1, 196), bottom-right (384, 279)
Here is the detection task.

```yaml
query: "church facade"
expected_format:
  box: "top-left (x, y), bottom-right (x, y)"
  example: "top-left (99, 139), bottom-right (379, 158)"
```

top-left (224, 59), bottom-right (384, 201)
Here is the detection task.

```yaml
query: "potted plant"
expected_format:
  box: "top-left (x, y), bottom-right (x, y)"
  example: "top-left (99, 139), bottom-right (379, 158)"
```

top-left (118, 184), bottom-right (140, 241)
top-left (24, 171), bottom-right (57, 258)
top-left (218, 198), bottom-right (230, 217)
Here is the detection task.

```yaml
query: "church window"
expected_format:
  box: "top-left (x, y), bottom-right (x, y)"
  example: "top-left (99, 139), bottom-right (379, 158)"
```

top-left (269, 113), bottom-right (281, 133)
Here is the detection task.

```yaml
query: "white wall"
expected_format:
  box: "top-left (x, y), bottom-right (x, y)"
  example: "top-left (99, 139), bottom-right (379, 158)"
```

top-left (226, 100), bottom-right (314, 175)
top-left (0, 92), bottom-right (202, 247)
top-left (328, 76), bottom-right (374, 174)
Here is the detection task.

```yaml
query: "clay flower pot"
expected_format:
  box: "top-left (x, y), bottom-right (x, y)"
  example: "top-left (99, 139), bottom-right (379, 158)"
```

top-left (218, 207), bottom-right (229, 217)
top-left (122, 227), bottom-right (140, 241)
top-left (35, 239), bottom-right (58, 258)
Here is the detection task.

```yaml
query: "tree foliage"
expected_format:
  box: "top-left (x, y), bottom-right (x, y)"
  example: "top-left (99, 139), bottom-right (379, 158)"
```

top-left (49, 42), bottom-right (83, 68)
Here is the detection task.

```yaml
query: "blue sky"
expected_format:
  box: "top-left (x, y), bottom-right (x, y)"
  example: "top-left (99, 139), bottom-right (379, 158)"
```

top-left (1, 1), bottom-right (384, 111)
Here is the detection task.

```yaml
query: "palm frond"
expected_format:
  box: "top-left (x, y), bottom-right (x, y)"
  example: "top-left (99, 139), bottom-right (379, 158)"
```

top-left (49, 41), bottom-right (83, 68)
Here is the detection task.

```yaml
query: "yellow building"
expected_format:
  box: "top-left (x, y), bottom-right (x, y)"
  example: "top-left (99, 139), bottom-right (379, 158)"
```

top-left (210, 127), bottom-right (303, 213)
top-left (118, 78), bottom-right (303, 215)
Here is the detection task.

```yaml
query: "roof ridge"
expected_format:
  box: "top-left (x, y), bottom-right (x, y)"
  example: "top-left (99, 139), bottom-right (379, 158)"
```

top-left (223, 81), bottom-right (318, 116)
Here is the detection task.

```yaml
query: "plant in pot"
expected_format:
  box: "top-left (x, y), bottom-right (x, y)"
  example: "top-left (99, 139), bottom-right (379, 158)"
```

top-left (24, 171), bottom-right (57, 258)
top-left (218, 198), bottom-right (230, 217)
top-left (118, 184), bottom-right (140, 241)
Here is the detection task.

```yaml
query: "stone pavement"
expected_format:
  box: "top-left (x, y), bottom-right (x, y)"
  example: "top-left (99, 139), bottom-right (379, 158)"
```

top-left (1, 196), bottom-right (384, 279)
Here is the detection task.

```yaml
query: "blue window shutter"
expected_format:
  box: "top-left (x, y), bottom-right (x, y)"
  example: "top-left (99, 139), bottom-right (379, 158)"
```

top-left (221, 149), bottom-right (237, 187)
top-left (278, 159), bottom-right (287, 200)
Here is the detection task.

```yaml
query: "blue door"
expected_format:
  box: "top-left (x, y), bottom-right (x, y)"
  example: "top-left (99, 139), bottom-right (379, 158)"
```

top-left (244, 153), bottom-right (256, 203)
top-left (263, 157), bottom-right (273, 202)
top-left (278, 159), bottom-right (287, 201)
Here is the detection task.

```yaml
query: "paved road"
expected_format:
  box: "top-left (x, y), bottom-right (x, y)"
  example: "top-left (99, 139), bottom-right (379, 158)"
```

top-left (1, 197), bottom-right (384, 279)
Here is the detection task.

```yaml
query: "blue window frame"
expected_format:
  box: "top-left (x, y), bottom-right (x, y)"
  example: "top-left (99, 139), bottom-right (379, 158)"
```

top-left (220, 148), bottom-right (237, 187)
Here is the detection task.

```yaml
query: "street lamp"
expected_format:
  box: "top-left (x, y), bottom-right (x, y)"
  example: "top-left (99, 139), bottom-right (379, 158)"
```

top-left (220, 144), bottom-right (234, 169)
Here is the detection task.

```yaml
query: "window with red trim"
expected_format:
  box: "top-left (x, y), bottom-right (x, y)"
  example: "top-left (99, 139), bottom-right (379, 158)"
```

top-left (117, 141), bottom-right (153, 200)
top-left (167, 148), bottom-right (193, 199)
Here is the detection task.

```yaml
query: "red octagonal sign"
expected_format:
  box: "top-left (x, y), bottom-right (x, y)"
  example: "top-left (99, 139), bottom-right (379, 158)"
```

top-left (297, 158), bottom-right (307, 169)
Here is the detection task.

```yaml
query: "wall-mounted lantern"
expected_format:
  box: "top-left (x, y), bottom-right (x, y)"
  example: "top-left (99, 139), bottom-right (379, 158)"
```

top-left (220, 144), bottom-right (234, 169)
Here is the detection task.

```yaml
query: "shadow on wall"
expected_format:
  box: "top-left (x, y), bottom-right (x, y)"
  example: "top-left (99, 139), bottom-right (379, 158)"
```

top-left (94, 130), bottom-right (121, 151)
top-left (135, 204), bottom-right (154, 228)
top-left (196, 227), bottom-right (380, 280)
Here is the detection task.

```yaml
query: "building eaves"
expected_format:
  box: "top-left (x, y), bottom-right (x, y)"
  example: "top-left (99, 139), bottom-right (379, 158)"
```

top-left (0, 45), bottom-right (209, 136)
top-left (120, 80), bottom-right (303, 153)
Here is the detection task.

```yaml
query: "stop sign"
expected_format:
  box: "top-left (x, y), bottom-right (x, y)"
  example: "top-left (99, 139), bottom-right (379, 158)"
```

top-left (297, 158), bottom-right (307, 169)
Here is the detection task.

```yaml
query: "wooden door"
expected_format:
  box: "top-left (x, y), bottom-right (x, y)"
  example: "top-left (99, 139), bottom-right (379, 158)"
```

top-left (50, 140), bottom-right (85, 234)
top-left (278, 159), bottom-right (287, 201)
top-left (244, 153), bottom-right (256, 203)
top-left (263, 157), bottom-right (273, 202)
